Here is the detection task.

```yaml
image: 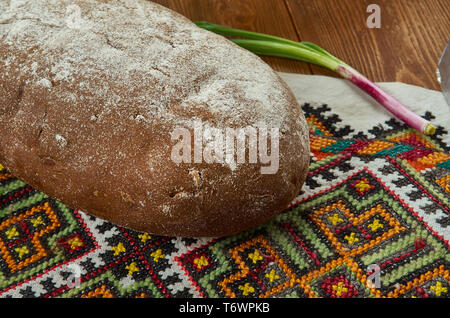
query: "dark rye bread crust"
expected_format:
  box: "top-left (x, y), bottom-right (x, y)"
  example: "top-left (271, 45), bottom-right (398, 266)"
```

top-left (0, 0), bottom-right (310, 237)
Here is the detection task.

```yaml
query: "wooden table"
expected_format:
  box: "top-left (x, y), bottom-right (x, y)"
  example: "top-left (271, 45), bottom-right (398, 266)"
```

top-left (153, 0), bottom-right (449, 91)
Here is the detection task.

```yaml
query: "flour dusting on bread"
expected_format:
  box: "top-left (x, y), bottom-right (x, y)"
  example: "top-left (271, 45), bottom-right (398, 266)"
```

top-left (0, 0), bottom-right (290, 129)
top-left (0, 0), bottom-right (310, 237)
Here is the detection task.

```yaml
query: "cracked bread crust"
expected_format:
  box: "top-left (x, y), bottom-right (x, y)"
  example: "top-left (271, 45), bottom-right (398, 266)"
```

top-left (0, 0), bottom-right (310, 237)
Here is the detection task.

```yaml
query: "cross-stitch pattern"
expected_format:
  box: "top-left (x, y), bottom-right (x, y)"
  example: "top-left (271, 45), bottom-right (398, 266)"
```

top-left (0, 103), bottom-right (448, 298)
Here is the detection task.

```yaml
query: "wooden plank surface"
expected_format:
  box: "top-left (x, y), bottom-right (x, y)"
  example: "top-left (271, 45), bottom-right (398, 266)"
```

top-left (286, 0), bottom-right (450, 90)
top-left (153, 0), bottom-right (449, 90)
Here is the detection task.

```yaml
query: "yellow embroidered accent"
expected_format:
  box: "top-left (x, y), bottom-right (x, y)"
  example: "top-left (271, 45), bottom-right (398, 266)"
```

top-left (368, 219), bottom-right (384, 232)
top-left (111, 242), bottom-right (126, 256)
top-left (354, 179), bottom-right (371, 192)
top-left (344, 233), bottom-right (359, 245)
top-left (332, 282), bottom-right (348, 296)
top-left (68, 236), bottom-right (84, 249)
top-left (15, 246), bottom-right (29, 259)
top-left (430, 281), bottom-right (447, 296)
top-left (328, 213), bottom-right (343, 226)
top-left (0, 202), bottom-right (59, 273)
top-left (297, 257), bottom-right (382, 298)
top-left (218, 236), bottom-right (299, 298)
top-left (126, 262), bottom-right (139, 276)
top-left (265, 269), bottom-right (280, 283)
top-left (31, 216), bottom-right (45, 227)
top-left (6, 226), bottom-right (19, 239)
top-left (248, 249), bottom-right (263, 264)
top-left (238, 283), bottom-right (255, 296)
top-left (0, 163), bottom-right (3, 171)
top-left (193, 256), bottom-right (209, 269)
top-left (310, 202), bottom-right (405, 257)
top-left (150, 249), bottom-right (165, 262)
top-left (138, 233), bottom-right (151, 243)
top-left (386, 265), bottom-right (448, 298)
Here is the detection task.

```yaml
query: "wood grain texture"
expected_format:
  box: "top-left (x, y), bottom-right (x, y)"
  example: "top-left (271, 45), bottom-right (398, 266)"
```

top-left (154, 0), bottom-right (449, 90)
top-left (285, 0), bottom-right (449, 89)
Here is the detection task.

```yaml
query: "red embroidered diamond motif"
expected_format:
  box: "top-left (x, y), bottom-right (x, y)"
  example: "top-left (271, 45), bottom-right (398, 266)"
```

top-left (351, 177), bottom-right (374, 195)
top-left (321, 275), bottom-right (358, 298)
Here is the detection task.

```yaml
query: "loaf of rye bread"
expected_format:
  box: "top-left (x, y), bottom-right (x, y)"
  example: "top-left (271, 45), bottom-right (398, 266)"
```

top-left (0, 0), bottom-right (309, 237)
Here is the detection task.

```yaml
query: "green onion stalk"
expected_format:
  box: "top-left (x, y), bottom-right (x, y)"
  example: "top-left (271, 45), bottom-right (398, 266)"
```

top-left (195, 21), bottom-right (436, 136)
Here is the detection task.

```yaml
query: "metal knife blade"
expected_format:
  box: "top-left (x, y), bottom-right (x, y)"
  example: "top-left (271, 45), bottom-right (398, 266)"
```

top-left (438, 40), bottom-right (450, 106)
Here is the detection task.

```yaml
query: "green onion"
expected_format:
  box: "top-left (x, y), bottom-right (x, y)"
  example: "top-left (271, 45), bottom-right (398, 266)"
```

top-left (195, 21), bottom-right (436, 136)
